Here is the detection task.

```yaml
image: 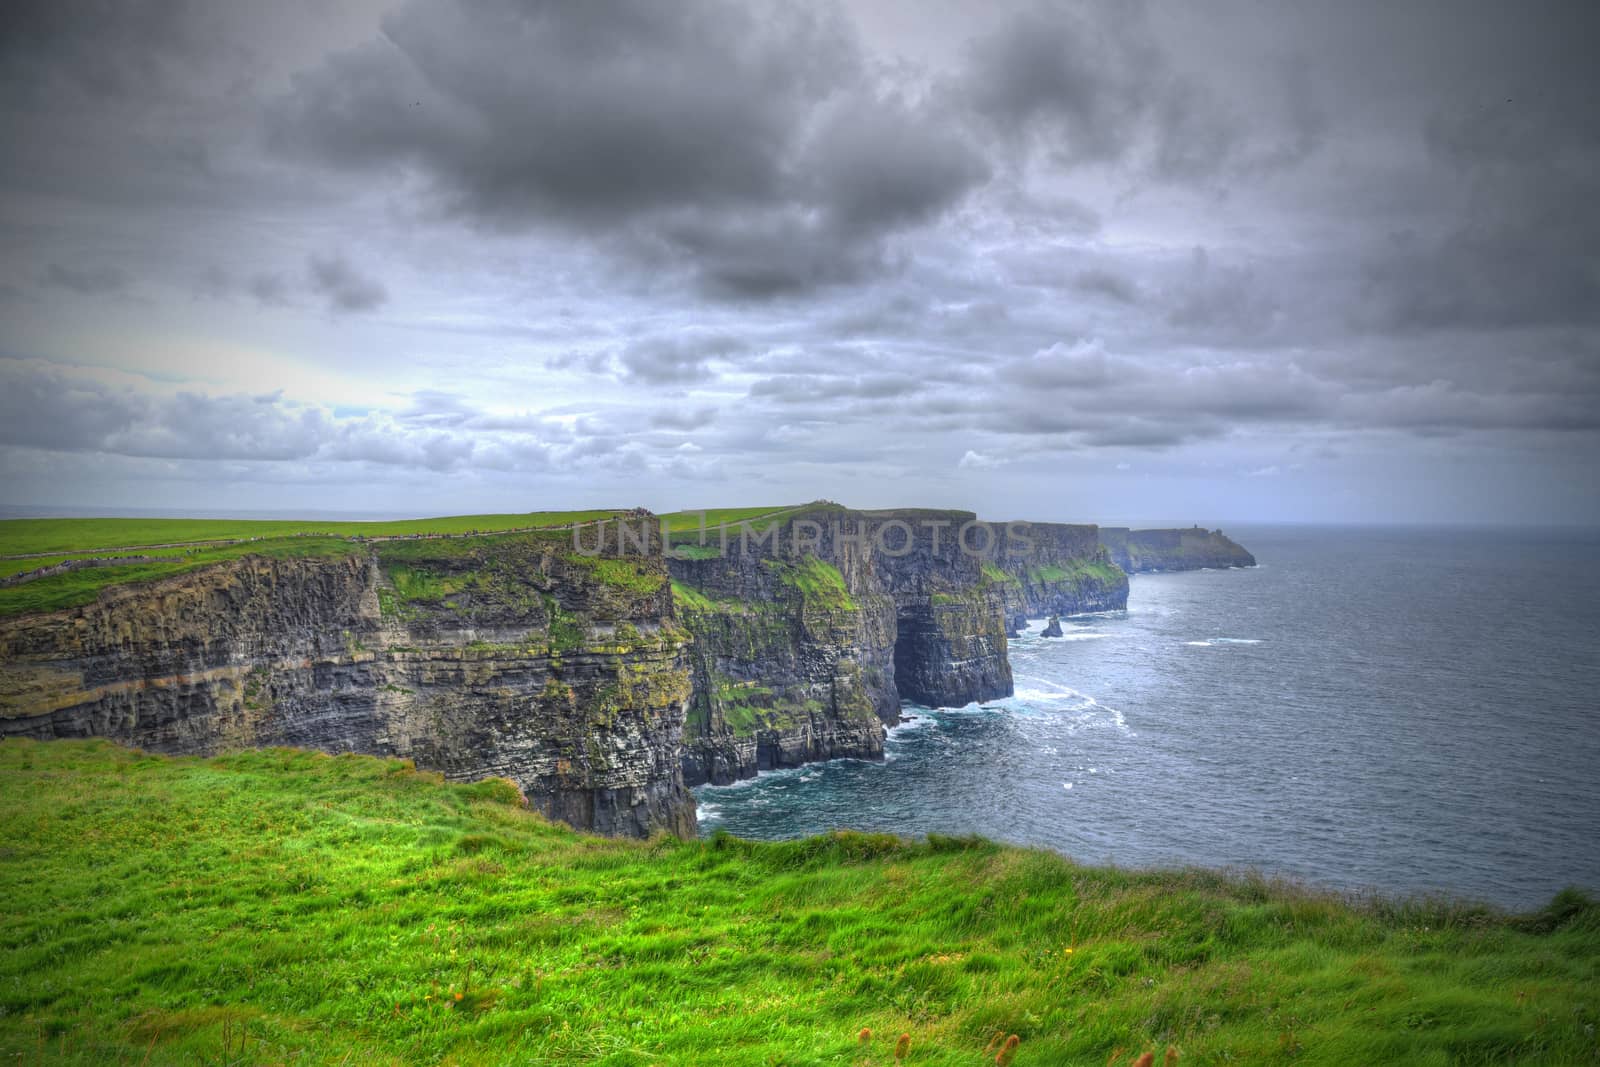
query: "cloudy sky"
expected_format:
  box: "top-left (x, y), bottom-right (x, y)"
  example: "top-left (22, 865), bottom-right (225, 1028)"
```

top-left (2, 0), bottom-right (1596, 525)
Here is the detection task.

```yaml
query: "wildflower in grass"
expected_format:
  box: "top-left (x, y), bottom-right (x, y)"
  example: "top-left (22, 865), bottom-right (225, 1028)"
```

top-left (1164, 1048), bottom-right (1180, 1064)
top-left (1133, 1053), bottom-right (1155, 1067)
top-left (996, 1034), bottom-right (1020, 1065)
top-left (858, 1027), bottom-right (871, 1046)
top-left (894, 1032), bottom-right (911, 1061)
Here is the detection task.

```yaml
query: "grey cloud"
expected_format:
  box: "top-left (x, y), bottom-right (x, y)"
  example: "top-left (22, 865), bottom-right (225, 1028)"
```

top-left (0, 0), bottom-right (234, 103)
top-left (398, 390), bottom-right (477, 427)
top-left (1356, 187), bottom-right (1600, 335)
top-left (270, 1), bottom-right (842, 223)
top-left (1165, 248), bottom-right (1285, 341)
top-left (41, 263), bottom-right (127, 295)
top-left (0, 359), bottom-right (586, 472)
top-left (616, 331), bottom-right (747, 385)
top-left (1074, 269), bottom-right (1140, 305)
top-left (650, 407), bottom-right (719, 431)
top-left (269, 0), bottom-right (986, 298)
top-left (249, 272), bottom-right (292, 307)
top-left (964, 6), bottom-right (1153, 162)
top-left (961, 5), bottom-right (1325, 181)
top-left (307, 254), bottom-right (387, 313)
top-left (806, 94), bottom-right (989, 231)
top-left (1005, 340), bottom-right (1116, 390)
top-left (748, 373), bottom-right (924, 404)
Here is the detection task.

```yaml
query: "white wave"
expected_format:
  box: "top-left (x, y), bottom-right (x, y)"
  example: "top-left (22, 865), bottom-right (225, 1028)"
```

top-left (1012, 686), bottom-right (1085, 701)
top-left (1184, 640), bottom-right (1214, 647)
top-left (1062, 782), bottom-right (1073, 790)
top-left (887, 714), bottom-right (930, 739)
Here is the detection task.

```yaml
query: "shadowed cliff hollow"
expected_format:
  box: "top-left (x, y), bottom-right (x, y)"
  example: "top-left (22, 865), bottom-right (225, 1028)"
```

top-left (0, 505), bottom-right (1169, 837)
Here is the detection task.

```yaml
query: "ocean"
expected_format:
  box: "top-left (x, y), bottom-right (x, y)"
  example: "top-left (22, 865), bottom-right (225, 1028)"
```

top-left (695, 525), bottom-right (1600, 910)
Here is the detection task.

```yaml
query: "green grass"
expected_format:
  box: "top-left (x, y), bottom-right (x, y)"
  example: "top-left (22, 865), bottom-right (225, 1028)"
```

top-left (0, 556), bottom-right (70, 580)
top-left (667, 542), bottom-right (722, 561)
top-left (1028, 560), bottom-right (1124, 587)
top-left (656, 507), bottom-right (798, 535)
top-left (0, 538), bottom-right (363, 619)
top-left (670, 580), bottom-right (724, 614)
top-left (765, 556), bottom-right (855, 612)
top-left (564, 555), bottom-right (669, 596)
top-left (980, 563), bottom-right (1020, 585)
top-left (0, 741), bottom-right (1593, 1065)
top-left (0, 511), bottom-right (622, 559)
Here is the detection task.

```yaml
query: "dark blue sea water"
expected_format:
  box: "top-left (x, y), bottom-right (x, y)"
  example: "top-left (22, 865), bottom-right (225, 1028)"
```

top-left (696, 526), bottom-right (1600, 910)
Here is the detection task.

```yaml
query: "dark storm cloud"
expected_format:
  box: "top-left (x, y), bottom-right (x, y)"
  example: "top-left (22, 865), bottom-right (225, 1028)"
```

top-left (307, 254), bottom-right (387, 313)
top-left (0, 2), bottom-right (291, 211)
top-left (963, 6), bottom-right (1155, 162)
top-left (959, 5), bottom-right (1322, 180)
top-left (0, 0), bottom-right (231, 101)
top-left (3, 0), bottom-right (1599, 522)
top-left (267, 0), bottom-right (988, 297)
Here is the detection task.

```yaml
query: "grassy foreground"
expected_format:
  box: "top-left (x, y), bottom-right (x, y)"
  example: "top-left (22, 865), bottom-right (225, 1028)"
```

top-left (1, 743), bottom-right (1595, 1066)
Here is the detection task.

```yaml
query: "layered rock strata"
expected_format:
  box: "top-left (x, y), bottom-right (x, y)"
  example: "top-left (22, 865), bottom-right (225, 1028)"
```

top-left (0, 528), bottom-right (696, 837)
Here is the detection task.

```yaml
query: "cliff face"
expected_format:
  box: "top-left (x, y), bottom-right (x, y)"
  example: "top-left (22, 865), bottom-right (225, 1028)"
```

top-left (0, 529), bottom-right (696, 838)
top-left (1099, 527), bottom-right (1256, 572)
top-left (985, 521), bottom-right (1128, 632)
top-left (669, 508), bottom-right (1127, 787)
top-left (668, 531), bottom-right (894, 786)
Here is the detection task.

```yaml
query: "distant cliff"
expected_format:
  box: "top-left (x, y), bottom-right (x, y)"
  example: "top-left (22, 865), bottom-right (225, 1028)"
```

top-left (1099, 526), bottom-right (1256, 572)
top-left (0, 528), bottom-right (697, 838)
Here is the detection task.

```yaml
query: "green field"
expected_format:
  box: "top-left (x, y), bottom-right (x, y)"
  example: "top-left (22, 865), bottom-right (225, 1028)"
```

top-left (0, 741), bottom-right (1593, 1065)
top-left (0, 507), bottom-right (811, 619)
top-left (0, 538), bottom-right (366, 619)
top-left (0, 511), bottom-right (624, 559)
top-left (657, 506), bottom-right (800, 535)
top-left (0, 506), bottom-right (805, 562)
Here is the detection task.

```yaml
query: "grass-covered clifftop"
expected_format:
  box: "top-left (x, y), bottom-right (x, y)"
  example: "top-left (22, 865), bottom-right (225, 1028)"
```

top-left (2, 741), bottom-right (1593, 1065)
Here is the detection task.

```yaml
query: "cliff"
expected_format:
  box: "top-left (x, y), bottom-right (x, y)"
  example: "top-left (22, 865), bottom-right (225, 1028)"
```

top-left (0, 504), bottom-right (1158, 831)
top-left (1099, 526), bottom-right (1256, 572)
top-left (668, 506), bottom-right (1124, 787)
top-left (986, 520), bottom-right (1128, 633)
top-left (0, 527), bottom-right (697, 838)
